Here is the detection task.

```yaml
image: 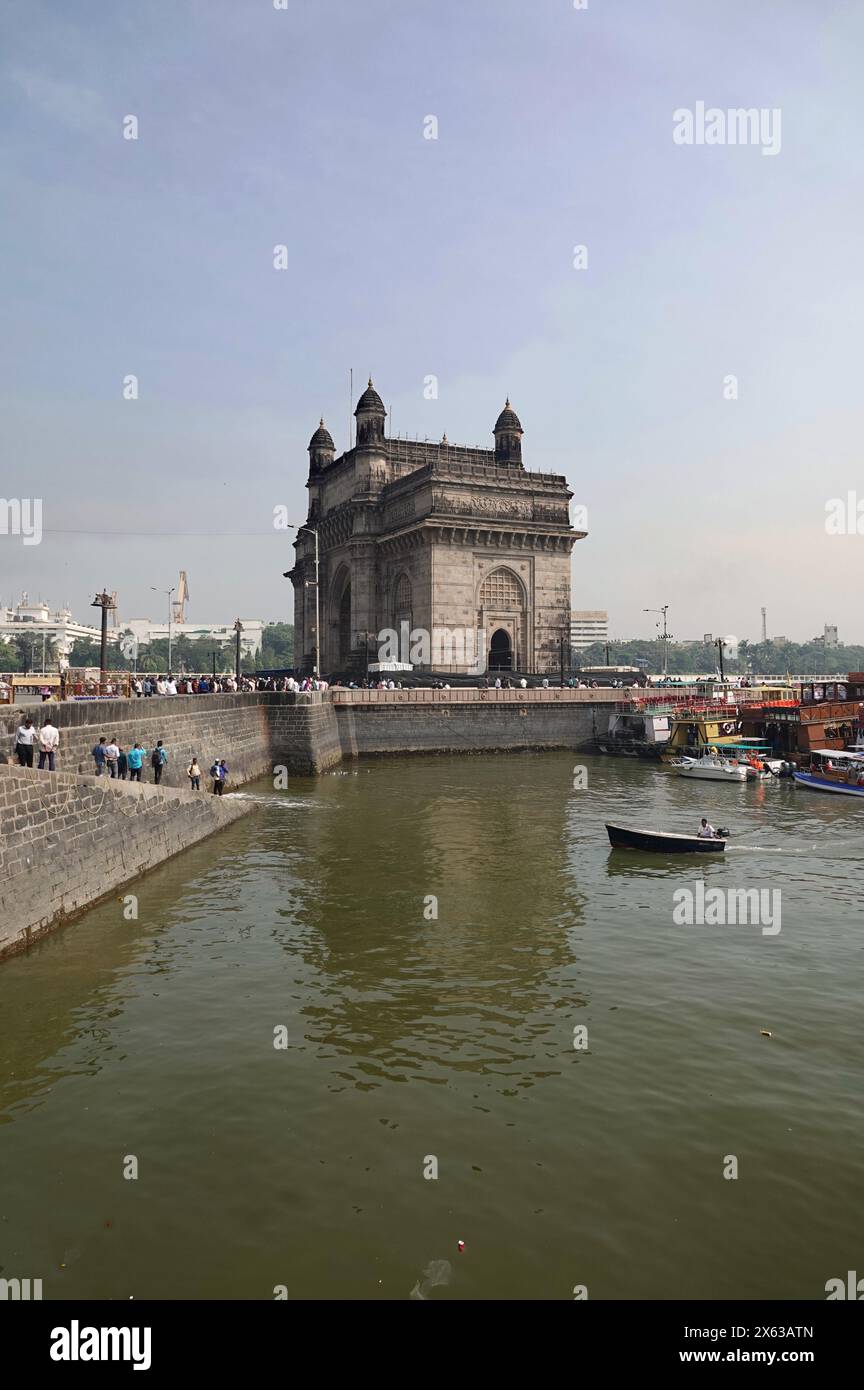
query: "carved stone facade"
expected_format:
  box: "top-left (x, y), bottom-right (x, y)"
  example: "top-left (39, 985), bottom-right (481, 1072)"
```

top-left (287, 384), bottom-right (586, 674)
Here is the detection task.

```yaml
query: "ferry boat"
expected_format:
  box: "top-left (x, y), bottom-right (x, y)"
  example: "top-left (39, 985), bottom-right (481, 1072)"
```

top-left (792, 749), bottom-right (864, 798)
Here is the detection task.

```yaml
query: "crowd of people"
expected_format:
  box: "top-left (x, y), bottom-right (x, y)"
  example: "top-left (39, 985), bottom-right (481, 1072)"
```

top-left (132, 673), bottom-right (314, 696)
top-left (13, 715), bottom-right (230, 793)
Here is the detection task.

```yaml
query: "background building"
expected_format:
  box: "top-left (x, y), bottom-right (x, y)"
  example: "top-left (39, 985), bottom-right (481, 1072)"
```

top-left (123, 618), bottom-right (265, 656)
top-left (0, 594), bottom-right (109, 667)
top-left (289, 382), bottom-right (583, 675)
top-left (570, 610), bottom-right (609, 652)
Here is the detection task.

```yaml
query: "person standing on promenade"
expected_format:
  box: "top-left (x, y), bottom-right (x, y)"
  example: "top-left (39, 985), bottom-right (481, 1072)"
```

top-left (127, 742), bottom-right (145, 781)
top-left (15, 716), bottom-right (36, 767)
top-left (117, 745), bottom-right (128, 779)
top-left (104, 737), bottom-right (120, 778)
top-left (38, 717), bottom-right (59, 771)
top-left (187, 756), bottom-right (201, 791)
top-left (92, 737), bottom-right (108, 776)
top-left (209, 758), bottom-right (224, 794)
top-left (151, 740), bottom-right (168, 784)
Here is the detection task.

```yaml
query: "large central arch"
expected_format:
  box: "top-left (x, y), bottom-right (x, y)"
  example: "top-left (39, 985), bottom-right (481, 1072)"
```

top-left (477, 566), bottom-right (527, 672)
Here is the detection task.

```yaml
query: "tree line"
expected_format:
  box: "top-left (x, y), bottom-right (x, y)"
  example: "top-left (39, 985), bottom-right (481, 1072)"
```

top-left (0, 624), bottom-right (294, 674)
top-left (575, 638), bottom-right (864, 676)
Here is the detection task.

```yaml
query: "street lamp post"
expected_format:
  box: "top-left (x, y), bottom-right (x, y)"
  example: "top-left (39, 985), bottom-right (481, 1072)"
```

top-left (91, 590), bottom-right (116, 692)
top-left (283, 525), bottom-right (320, 678)
top-left (644, 605), bottom-right (672, 679)
top-left (150, 586), bottom-right (175, 674)
top-left (233, 619), bottom-right (243, 683)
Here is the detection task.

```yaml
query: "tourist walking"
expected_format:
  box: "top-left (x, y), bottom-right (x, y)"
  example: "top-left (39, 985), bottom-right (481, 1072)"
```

top-left (151, 740), bottom-right (168, 784)
top-left (15, 717), bottom-right (36, 767)
top-left (92, 737), bottom-right (108, 776)
top-left (104, 737), bottom-right (120, 778)
top-left (37, 717), bottom-right (60, 771)
top-left (127, 742), bottom-right (145, 781)
top-left (187, 756), bottom-right (201, 791)
top-left (117, 745), bottom-right (128, 779)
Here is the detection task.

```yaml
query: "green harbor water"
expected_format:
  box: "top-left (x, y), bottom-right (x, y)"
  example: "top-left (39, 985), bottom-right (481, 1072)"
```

top-left (0, 753), bottom-right (861, 1300)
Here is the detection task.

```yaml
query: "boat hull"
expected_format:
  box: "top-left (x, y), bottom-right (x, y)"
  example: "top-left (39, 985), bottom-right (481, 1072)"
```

top-left (673, 762), bottom-right (748, 782)
top-left (792, 771), bottom-right (864, 798)
top-left (606, 823), bottom-right (726, 853)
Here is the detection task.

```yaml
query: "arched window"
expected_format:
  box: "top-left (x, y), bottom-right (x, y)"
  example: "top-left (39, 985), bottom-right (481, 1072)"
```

top-left (480, 567), bottom-right (522, 610)
top-left (395, 574), bottom-right (412, 612)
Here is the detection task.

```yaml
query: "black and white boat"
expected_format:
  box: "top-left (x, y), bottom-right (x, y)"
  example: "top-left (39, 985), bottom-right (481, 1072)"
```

top-left (605, 823), bottom-right (727, 853)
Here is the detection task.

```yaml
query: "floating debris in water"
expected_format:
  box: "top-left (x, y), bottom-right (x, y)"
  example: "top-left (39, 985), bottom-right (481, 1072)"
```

top-left (760, 1029), bottom-right (773, 1038)
top-left (409, 1258), bottom-right (452, 1300)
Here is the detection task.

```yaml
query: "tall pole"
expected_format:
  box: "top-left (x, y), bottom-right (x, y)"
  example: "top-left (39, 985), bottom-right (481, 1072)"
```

top-left (234, 619), bottom-right (243, 682)
top-left (559, 633), bottom-right (565, 686)
top-left (283, 524), bottom-right (319, 679)
top-left (91, 590), bottom-right (115, 693)
top-left (168, 591), bottom-right (173, 675)
top-left (644, 605), bottom-right (671, 679)
top-left (716, 637), bottom-right (726, 682)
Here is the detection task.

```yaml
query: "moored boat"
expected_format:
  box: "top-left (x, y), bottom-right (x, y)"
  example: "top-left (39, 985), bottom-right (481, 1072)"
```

top-left (792, 749), bottom-right (864, 798)
top-left (606, 823), bottom-right (727, 853)
top-left (672, 749), bottom-right (749, 782)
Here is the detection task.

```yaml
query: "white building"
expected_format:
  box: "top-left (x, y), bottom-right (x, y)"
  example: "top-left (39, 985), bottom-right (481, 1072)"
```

top-left (0, 594), bottom-right (114, 667)
top-left (824, 624), bottom-right (839, 649)
top-left (570, 609), bottom-right (609, 652)
top-left (123, 618), bottom-right (265, 656)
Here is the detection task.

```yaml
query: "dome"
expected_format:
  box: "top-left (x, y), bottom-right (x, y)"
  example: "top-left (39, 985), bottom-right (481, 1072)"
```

top-left (494, 398), bottom-right (522, 433)
top-left (355, 378), bottom-right (385, 415)
top-left (309, 418), bottom-right (335, 451)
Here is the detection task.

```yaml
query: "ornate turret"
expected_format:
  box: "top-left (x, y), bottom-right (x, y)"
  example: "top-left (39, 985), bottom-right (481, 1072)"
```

top-left (308, 418), bottom-right (335, 474)
top-left (493, 398), bottom-right (523, 466)
top-left (354, 378), bottom-right (386, 449)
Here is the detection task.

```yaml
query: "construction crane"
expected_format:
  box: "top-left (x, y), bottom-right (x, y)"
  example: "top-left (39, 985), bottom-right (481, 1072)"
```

top-left (173, 571), bottom-right (189, 625)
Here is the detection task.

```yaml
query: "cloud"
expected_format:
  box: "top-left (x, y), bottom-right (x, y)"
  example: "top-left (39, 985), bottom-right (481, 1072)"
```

top-left (11, 69), bottom-right (108, 136)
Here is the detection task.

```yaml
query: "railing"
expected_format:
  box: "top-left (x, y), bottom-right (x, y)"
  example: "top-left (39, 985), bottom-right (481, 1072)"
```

top-left (327, 687), bottom-right (625, 705)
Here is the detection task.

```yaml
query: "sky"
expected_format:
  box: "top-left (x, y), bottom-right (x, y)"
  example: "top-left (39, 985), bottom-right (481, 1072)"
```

top-left (1, 0), bottom-right (862, 642)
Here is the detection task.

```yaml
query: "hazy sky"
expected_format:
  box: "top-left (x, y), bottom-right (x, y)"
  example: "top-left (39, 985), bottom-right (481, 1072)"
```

top-left (2, 0), bottom-right (862, 641)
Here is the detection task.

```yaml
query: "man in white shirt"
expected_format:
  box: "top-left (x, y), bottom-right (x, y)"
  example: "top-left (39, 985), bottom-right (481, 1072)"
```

top-left (165, 677), bottom-right (178, 695)
top-left (696, 818), bottom-right (717, 839)
top-left (16, 717), bottom-right (37, 767)
top-left (38, 719), bottom-right (60, 771)
top-left (104, 738), bottom-right (120, 777)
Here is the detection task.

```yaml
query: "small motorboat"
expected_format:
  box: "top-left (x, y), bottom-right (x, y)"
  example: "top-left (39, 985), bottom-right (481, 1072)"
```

top-left (606, 823), bottom-right (728, 853)
top-left (672, 748), bottom-right (748, 781)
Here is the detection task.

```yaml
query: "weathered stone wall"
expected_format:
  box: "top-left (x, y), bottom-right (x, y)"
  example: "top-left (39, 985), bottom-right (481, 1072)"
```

top-left (332, 697), bottom-right (602, 757)
top-left (1, 693), bottom-right (273, 789)
top-left (268, 699), bottom-right (343, 775)
top-left (0, 766), bottom-right (253, 960)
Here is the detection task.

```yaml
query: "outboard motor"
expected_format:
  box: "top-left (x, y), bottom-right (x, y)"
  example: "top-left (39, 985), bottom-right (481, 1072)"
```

top-left (716, 826), bottom-right (732, 839)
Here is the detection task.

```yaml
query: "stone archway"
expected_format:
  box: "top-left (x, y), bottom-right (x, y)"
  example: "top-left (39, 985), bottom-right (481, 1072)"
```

top-left (489, 628), bottom-right (513, 671)
top-left (338, 583), bottom-right (352, 664)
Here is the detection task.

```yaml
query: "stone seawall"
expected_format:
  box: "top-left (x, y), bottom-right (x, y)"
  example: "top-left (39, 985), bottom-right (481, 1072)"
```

top-left (332, 699), bottom-right (602, 757)
top-left (1, 693), bottom-right (273, 789)
top-left (0, 766), bottom-right (253, 960)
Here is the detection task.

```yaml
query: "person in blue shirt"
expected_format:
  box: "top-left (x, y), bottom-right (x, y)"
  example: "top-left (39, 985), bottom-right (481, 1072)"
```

top-left (151, 740), bottom-right (168, 784)
top-left (92, 737), bottom-right (107, 776)
top-left (127, 742), bottom-right (146, 781)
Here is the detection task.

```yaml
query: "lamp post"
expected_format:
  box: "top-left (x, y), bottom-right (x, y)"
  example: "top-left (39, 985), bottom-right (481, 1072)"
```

top-left (91, 590), bottom-right (116, 692)
top-left (715, 636), bottom-right (726, 682)
top-left (234, 619), bottom-right (243, 683)
top-left (644, 605), bottom-right (671, 679)
top-left (283, 524), bottom-right (320, 678)
top-left (150, 586), bottom-right (175, 674)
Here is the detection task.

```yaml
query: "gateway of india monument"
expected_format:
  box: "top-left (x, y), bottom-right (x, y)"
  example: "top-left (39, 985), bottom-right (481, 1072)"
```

top-left (287, 380), bottom-right (586, 676)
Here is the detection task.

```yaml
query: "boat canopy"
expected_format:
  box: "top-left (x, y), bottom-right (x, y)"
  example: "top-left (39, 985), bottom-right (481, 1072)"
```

top-left (810, 749), bottom-right (864, 761)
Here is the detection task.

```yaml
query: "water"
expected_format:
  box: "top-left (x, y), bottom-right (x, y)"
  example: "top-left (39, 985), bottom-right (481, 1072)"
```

top-left (1, 753), bottom-right (861, 1300)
